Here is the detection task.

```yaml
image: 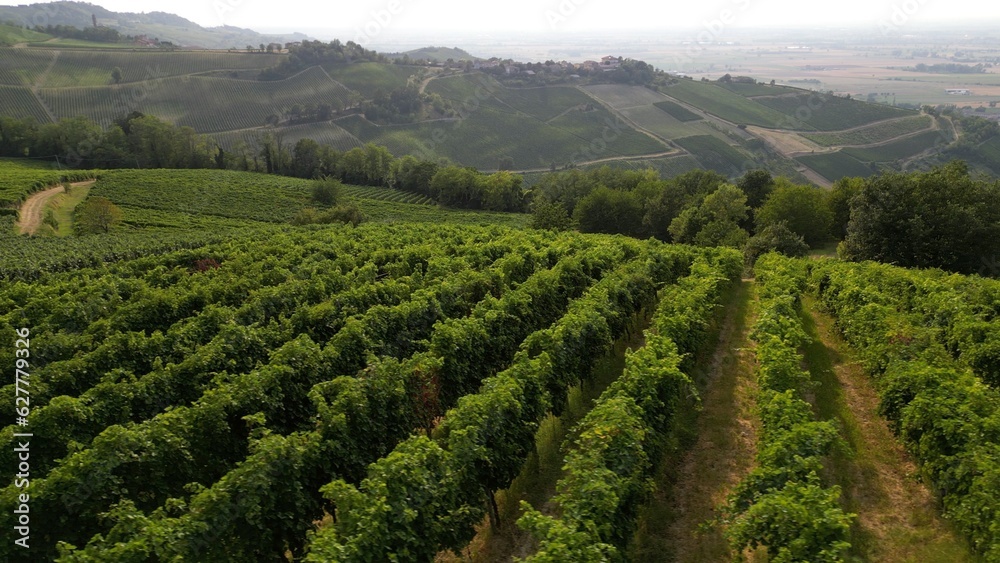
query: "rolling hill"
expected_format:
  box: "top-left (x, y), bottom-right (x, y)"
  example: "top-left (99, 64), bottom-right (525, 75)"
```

top-left (0, 1), bottom-right (307, 48)
top-left (0, 14), bottom-right (969, 182)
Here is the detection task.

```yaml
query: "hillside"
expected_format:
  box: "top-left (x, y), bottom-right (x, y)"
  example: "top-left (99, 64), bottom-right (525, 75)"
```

top-left (1, 158), bottom-right (997, 562)
top-left (0, 22), bottom-right (51, 45)
top-left (0, 26), bottom-right (977, 179)
top-left (0, 1), bottom-right (307, 48)
top-left (386, 46), bottom-right (480, 62)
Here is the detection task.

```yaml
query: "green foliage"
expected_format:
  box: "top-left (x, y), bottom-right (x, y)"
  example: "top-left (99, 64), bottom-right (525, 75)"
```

top-left (653, 100), bottom-right (702, 122)
top-left (673, 135), bottom-right (754, 176)
top-left (826, 177), bottom-right (863, 240)
top-left (755, 182), bottom-right (833, 247)
top-left (521, 251), bottom-right (740, 560)
top-left (73, 196), bottom-right (123, 234)
top-left (755, 92), bottom-right (914, 131)
top-left (291, 204), bottom-right (363, 227)
top-left (723, 253), bottom-right (854, 559)
top-left (795, 151), bottom-right (874, 183)
top-left (669, 183), bottom-right (749, 248)
top-left (311, 177), bottom-right (342, 205)
top-left (812, 258), bottom-right (1000, 557)
top-left (803, 115), bottom-right (933, 147)
top-left (842, 130), bottom-right (944, 162)
top-left (530, 199), bottom-right (573, 231)
top-left (573, 186), bottom-right (644, 237)
top-left (843, 161), bottom-right (1000, 274)
top-left (744, 222), bottom-right (809, 270)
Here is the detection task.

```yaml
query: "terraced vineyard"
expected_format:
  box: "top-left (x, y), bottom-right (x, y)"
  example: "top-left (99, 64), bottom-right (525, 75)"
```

top-left (795, 150), bottom-right (875, 180)
top-left (674, 134), bottom-right (754, 175)
top-left (754, 92), bottom-right (915, 131)
top-left (841, 129), bottom-right (944, 162)
top-left (39, 50), bottom-right (286, 88)
top-left (40, 66), bottom-right (356, 132)
top-left (0, 47), bottom-right (54, 85)
top-left (802, 115), bottom-right (934, 147)
top-left (322, 62), bottom-right (423, 98)
top-left (0, 85), bottom-right (51, 122)
top-left (211, 122), bottom-right (363, 153)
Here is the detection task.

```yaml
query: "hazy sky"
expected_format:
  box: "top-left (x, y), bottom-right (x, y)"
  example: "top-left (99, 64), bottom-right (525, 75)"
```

top-left (12, 0), bottom-right (995, 36)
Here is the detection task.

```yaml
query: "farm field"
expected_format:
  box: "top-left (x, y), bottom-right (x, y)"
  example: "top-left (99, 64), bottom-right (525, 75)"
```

top-left (802, 115), bottom-right (934, 147)
top-left (673, 134), bottom-right (754, 175)
top-left (210, 121), bottom-right (363, 153)
top-left (1, 155), bottom-right (999, 561)
top-left (841, 129), bottom-right (944, 162)
top-left (322, 62), bottom-right (423, 98)
top-left (337, 86), bottom-right (666, 171)
top-left (39, 50), bottom-right (286, 87)
top-left (796, 150), bottom-right (875, 181)
top-left (39, 66), bottom-right (355, 132)
top-left (658, 79), bottom-right (798, 129)
top-left (0, 85), bottom-right (51, 123)
top-left (653, 100), bottom-right (703, 122)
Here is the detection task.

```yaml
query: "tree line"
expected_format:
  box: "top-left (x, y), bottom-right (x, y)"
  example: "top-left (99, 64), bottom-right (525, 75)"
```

top-left (2, 111), bottom-right (997, 275)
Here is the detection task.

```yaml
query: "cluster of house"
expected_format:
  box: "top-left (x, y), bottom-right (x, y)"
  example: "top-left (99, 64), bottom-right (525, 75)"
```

top-left (472, 55), bottom-right (623, 77)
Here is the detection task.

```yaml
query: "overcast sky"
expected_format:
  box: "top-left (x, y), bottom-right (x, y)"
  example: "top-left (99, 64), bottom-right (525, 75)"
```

top-left (9, 0), bottom-right (993, 35)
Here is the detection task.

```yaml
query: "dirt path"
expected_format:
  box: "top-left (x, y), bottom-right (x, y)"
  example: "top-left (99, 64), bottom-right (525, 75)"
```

top-left (631, 280), bottom-right (759, 562)
top-left (17, 180), bottom-right (94, 235)
top-left (800, 297), bottom-right (973, 562)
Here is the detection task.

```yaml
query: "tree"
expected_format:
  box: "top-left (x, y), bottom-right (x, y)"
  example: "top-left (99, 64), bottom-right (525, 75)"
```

top-left (573, 187), bottom-right (643, 237)
top-left (75, 197), bottom-right (123, 234)
top-left (668, 184), bottom-right (749, 248)
top-left (430, 166), bottom-right (482, 208)
top-left (111, 67), bottom-right (123, 84)
top-left (531, 200), bottom-right (573, 231)
top-left (843, 161), bottom-right (1000, 274)
top-left (755, 182), bottom-right (832, 247)
top-left (827, 177), bottom-right (863, 240)
top-left (743, 222), bottom-right (809, 270)
top-left (736, 169), bottom-right (776, 210)
top-left (481, 171), bottom-right (523, 212)
top-left (311, 177), bottom-right (342, 206)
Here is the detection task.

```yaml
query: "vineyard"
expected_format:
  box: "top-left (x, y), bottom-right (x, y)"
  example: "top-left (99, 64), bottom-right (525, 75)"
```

top-left (653, 100), bottom-right (703, 122)
top-left (0, 222), bottom-right (726, 562)
top-left (322, 62), bottom-right (423, 99)
top-left (0, 159), bottom-right (96, 210)
top-left (841, 129), bottom-right (944, 162)
top-left (0, 86), bottom-right (51, 123)
top-left (210, 122), bottom-right (363, 153)
top-left (754, 93), bottom-right (914, 131)
top-left (39, 66), bottom-right (355, 132)
top-left (795, 151), bottom-right (875, 181)
top-left (0, 48), bottom-right (54, 85)
top-left (673, 135), bottom-right (754, 175)
top-left (39, 51), bottom-right (286, 88)
top-left (802, 115), bottom-right (934, 147)
top-left (2, 172), bottom-right (1000, 560)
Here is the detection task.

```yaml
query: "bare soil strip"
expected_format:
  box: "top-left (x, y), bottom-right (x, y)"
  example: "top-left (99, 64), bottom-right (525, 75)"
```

top-left (17, 180), bottom-right (95, 235)
top-left (631, 280), bottom-right (759, 562)
top-left (800, 296), bottom-right (974, 563)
